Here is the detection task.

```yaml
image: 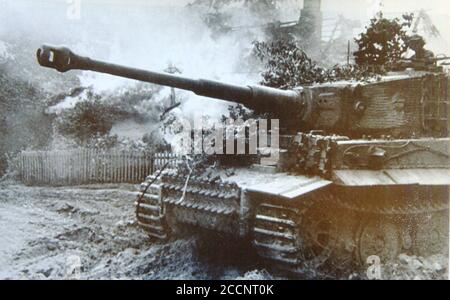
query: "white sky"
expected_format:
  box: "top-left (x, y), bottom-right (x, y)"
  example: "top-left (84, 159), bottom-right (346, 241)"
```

top-left (78, 0), bottom-right (450, 44)
top-left (93, 0), bottom-right (450, 12)
top-left (2, 0), bottom-right (448, 55)
top-left (5, 0), bottom-right (449, 20)
top-left (8, 0), bottom-right (450, 10)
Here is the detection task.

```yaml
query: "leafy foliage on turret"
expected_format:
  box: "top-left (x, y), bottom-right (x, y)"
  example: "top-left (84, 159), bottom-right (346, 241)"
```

top-left (253, 40), bottom-right (324, 88)
top-left (354, 12), bottom-right (414, 70)
top-left (252, 40), bottom-right (375, 89)
top-left (252, 12), bottom-right (420, 89)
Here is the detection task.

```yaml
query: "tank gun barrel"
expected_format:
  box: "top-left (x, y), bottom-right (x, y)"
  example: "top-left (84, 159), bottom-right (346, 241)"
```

top-left (36, 45), bottom-right (301, 110)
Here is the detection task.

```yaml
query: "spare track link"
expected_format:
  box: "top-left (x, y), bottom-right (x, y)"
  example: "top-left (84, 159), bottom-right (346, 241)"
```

top-left (135, 175), bottom-right (169, 240)
top-left (161, 172), bottom-right (240, 215)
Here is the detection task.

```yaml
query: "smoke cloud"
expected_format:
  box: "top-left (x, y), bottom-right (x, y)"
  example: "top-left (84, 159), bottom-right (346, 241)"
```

top-left (1, 0), bottom-right (448, 145)
top-left (1, 0), bottom-right (269, 114)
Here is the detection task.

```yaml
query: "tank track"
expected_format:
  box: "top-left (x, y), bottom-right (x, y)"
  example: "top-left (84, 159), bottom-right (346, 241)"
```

top-left (338, 197), bottom-right (449, 265)
top-left (136, 173), bottom-right (448, 277)
top-left (252, 194), bottom-right (449, 277)
top-left (252, 199), bottom-right (342, 277)
top-left (135, 175), bottom-right (169, 240)
top-left (252, 203), bottom-right (304, 267)
top-left (136, 170), bottom-right (240, 238)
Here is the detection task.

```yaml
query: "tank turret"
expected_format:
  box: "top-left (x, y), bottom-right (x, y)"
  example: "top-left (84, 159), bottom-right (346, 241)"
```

top-left (37, 45), bottom-right (449, 138)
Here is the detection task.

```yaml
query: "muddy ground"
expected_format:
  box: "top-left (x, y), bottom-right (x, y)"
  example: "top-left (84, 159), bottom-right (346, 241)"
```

top-left (0, 181), bottom-right (447, 280)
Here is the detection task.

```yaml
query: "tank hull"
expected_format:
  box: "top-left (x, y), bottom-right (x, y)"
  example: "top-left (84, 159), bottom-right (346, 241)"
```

top-left (136, 162), bottom-right (449, 276)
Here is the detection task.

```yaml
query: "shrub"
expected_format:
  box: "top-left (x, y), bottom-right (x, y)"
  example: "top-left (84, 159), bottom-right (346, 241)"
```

top-left (354, 12), bottom-right (414, 70)
top-left (55, 95), bottom-right (116, 146)
top-left (252, 40), bottom-right (376, 89)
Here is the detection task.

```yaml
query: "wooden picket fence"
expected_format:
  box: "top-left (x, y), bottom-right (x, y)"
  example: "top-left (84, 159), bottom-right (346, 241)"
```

top-left (19, 149), bottom-right (180, 186)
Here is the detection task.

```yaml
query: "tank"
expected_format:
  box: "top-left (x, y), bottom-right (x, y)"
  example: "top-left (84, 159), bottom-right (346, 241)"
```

top-left (37, 45), bottom-right (449, 277)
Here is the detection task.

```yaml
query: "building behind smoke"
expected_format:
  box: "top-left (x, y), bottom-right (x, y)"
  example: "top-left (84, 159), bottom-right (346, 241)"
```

top-left (299, 0), bottom-right (322, 44)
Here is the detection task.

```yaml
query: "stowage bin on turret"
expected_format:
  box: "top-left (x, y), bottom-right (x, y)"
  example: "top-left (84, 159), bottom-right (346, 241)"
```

top-left (38, 45), bottom-right (449, 277)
